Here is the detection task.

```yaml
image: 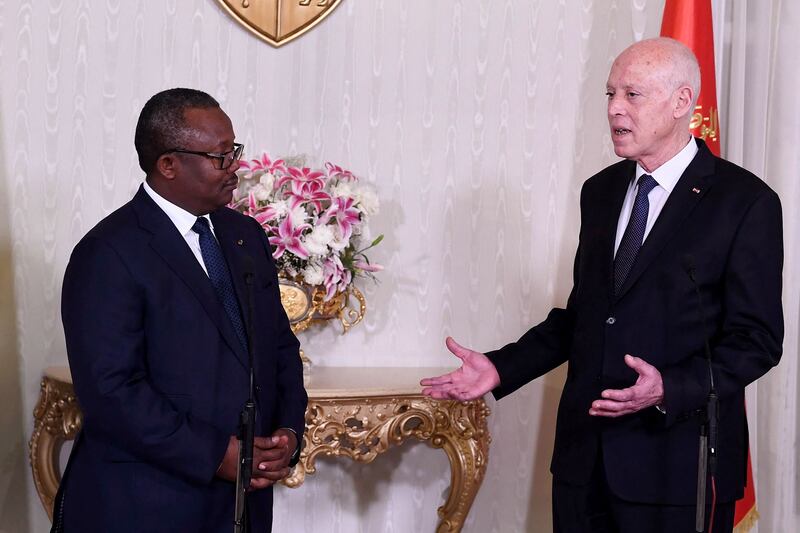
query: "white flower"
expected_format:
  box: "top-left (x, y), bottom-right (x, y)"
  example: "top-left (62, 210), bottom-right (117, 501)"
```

top-left (331, 182), bottom-right (354, 199)
top-left (309, 224), bottom-right (334, 246)
top-left (268, 199), bottom-right (290, 218)
top-left (302, 262), bottom-right (324, 285)
top-left (288, 205), bottom-right (307, 228)
top-left (259, 172), bottom-right (276, 191)
top-left (354, 186), bottom-right (380, 215)
top-left (250, 183), bottom-right (271, 202)
top-left (329, 233), bottom-right (349, 252)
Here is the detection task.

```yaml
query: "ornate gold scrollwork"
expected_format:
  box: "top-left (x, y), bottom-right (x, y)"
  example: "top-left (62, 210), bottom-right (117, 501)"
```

top-left (29, 375), bottom-right (82, 520)
top-left (283, 396), bottom-right (491, 533)
top-left (29, 370), bottom-right (491, 532)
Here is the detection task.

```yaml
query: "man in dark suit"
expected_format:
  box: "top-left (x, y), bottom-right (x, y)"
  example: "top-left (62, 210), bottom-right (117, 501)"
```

top-left (422, 38), bottom-right (783, 533)
top-left (54, 88), bottom-right (307, 532)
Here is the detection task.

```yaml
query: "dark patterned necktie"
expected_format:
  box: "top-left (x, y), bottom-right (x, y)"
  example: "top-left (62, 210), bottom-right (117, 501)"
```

top-left (614, 174), bottom-right (658, 295)
top-left (192, 217), bottom-right (248, 350)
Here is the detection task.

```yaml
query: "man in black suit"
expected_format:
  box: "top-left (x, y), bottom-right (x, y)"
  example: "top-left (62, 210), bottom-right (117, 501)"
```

top-left (54, 88), bottom-right (307, 532)
top-left (422, 38), bottom-right (783, 533)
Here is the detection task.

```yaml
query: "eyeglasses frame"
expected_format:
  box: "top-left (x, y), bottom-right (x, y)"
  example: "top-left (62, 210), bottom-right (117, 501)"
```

top-left (160, 142), bottom-right (244, 170)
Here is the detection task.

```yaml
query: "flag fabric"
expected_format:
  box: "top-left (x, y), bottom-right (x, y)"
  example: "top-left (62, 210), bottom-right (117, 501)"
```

top-left (661, 0), bottom-right (721, 155)
top-left (660, 1), bottom-right (758, 531)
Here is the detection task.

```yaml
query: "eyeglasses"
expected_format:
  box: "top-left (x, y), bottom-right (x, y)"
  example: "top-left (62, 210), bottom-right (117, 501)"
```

top-left (161, 142), bottom-right (244, 170)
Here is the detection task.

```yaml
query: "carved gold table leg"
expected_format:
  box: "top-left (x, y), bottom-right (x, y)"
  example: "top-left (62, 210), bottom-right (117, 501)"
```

top-left (428, 400), bottom-right (491, 533)
top-left (282, 396), bottom-right (491, 533)
top-left (29, 375), bottom-right (82, 521)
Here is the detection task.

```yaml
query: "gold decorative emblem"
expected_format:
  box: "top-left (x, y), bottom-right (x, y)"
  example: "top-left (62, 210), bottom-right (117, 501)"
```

top-left (216, 0), bottom-right (342, 47)
top-left (278, 277), bottom-right (365, 335)
top-left (689, 104), bottom-right (719, 144)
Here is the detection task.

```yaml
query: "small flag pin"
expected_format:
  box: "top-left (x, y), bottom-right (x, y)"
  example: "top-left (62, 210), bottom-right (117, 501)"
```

top-left (692, 187), bottom-right (701, 194)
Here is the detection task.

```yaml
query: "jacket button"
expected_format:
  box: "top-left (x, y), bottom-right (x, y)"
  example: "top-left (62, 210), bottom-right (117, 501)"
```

top-left (605, 316), bottom-right (616, 325)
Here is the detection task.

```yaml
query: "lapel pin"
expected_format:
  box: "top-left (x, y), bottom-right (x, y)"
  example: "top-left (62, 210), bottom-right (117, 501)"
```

top-left (692, 187), bottom-right (701, 194)
top-left (237, 239), bottom-right (244, 245)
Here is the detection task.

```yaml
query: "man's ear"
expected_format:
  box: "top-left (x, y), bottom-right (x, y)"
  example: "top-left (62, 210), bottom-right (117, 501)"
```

top-left (156, 154), bottom-right (179, 180)
top-left (673, 85), bottom-right (694, 119)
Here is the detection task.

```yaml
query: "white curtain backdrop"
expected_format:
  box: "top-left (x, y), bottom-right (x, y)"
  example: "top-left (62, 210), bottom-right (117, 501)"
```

top-left (719, 0), bottom-right (800, 530)
top-left (0, 1), bottom-right (796, 532)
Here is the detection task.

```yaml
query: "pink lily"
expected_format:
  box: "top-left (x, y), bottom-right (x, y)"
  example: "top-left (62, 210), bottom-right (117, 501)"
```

top-left (354, 260), bottom-right (383, 273)
top-left (268, 216), bottom-right (311, 260)
top-left (276, 166), bottom-right (326, 194)
top-left (322, 256), bottom-right (352, 301)
top-left (318, 197), bottom-right (361, 241)
top-left (325, 162), bottom-right (357, 182)
top-left (248, 191), bottom-right (280, 227)
top-left (239, 152), bottom-right (287, 174)
top-left (287, 180), bottom-right (331, 213)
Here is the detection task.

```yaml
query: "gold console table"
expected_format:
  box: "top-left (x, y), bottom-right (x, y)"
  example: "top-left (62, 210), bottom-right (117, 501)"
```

top-left (30, 366), bottom-right (491, 532)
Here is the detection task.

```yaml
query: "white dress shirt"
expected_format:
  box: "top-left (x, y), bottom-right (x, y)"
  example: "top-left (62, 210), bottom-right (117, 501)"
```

top-left (142, 180), bottom-right (215, 276)
top-left (613, 137), bottom-right (699, 256)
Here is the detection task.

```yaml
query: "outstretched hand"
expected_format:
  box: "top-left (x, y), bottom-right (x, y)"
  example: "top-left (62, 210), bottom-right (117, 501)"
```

top-left (589, 354), bottom-right (664, 417)
top-left (420, 337), bottom-right (501, 401)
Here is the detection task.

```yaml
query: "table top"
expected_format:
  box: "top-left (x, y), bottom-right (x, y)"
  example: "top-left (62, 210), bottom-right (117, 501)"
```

top-left (43, 365), bottom-right (455, 399)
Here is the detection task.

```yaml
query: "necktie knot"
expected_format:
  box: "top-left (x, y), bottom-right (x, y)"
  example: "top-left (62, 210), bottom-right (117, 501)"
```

top-left (637, 174), bottom-right (657, 197)
top-left (192, 216), bottom-right (212, 236)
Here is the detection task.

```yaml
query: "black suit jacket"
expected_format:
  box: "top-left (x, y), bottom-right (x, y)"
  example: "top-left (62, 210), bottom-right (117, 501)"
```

top-left (487, 139), bottom-right (783, 505)
top-left (55, 186), bottom-right (307, 532)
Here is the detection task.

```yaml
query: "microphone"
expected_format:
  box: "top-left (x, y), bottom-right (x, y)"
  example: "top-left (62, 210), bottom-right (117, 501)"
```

top-left (683, 254), bottom-right (718, 532)
top-left (234, 255), bottom-right (257, 533)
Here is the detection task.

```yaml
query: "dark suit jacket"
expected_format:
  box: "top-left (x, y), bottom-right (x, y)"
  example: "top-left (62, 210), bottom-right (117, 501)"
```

top-left (487, 139), bottom-right (783, 505)
top-left (55, 185), bottom-right (307, 532)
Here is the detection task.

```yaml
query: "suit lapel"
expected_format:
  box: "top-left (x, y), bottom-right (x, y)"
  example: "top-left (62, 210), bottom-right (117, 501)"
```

top-left (132, 187), bottom-right (249, 370)
top-left (614, 140), bottom-right (717, 300)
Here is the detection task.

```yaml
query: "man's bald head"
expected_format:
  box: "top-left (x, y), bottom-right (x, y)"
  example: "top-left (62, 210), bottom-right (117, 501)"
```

top-left (616, 37), bottom-right (701, 110)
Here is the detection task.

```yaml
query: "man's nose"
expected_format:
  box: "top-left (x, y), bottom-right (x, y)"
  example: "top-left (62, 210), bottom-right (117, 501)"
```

top-left (607, 95), bottom-right (625, 116)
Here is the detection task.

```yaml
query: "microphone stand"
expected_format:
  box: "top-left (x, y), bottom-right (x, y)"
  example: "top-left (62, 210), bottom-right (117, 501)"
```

top-left (686, 260), bottom-right (718, 533)
top-left (234, 268), bottom-right (257, 533)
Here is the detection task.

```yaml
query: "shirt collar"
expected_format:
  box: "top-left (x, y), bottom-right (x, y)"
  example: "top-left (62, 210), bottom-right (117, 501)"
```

top-left (635, 136), bottom-right (699, 193)
top-left (142, 180), bottom-right (213, 236)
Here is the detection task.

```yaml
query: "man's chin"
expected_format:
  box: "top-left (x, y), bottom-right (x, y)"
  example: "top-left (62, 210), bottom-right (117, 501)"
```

top-left (611, 144), bottom-right (634, 159)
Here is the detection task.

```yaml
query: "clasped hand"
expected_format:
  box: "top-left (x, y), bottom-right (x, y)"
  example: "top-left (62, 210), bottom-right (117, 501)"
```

top-left (216, 428), bottom-right (297, 490)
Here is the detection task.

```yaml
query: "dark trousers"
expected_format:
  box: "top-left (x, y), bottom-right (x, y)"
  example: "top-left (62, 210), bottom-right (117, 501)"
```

top-left (552, 458), bottom-right (735, 533)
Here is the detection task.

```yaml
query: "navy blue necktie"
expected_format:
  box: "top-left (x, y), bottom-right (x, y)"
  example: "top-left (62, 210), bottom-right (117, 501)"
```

top-left (614, 174), bottom-right (658, 295)
top-left (192, 217), bottom-right (248, 350)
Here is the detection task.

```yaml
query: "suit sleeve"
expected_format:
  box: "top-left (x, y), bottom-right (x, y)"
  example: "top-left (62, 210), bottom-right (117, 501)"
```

top-left (252, 218), bottom-right (308, 455)
top-left (660, 188), bottom-right (784, 426)
top-left (62, 236), bottom-right (230, 485)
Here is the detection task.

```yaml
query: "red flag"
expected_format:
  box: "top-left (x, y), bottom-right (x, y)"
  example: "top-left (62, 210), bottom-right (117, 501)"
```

top-left (661, 0), bottom-right (721, 155)
top-left (661, 2), bottom-right (757, 531)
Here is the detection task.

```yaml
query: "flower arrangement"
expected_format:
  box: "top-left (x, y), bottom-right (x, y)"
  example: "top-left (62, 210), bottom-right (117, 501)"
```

top-left (231, 153), bottom-right (383, 301)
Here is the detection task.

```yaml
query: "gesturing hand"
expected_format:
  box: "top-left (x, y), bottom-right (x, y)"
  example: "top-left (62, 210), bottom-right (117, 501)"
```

top-left (589, 354), bottom-right (664, 417)
top-left (420, 337), bottom-right (501, 401)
